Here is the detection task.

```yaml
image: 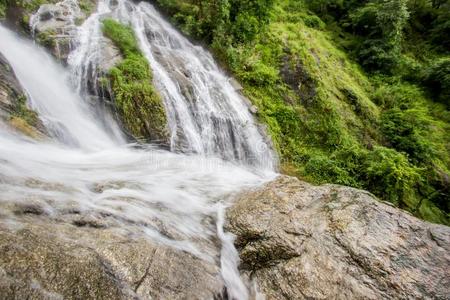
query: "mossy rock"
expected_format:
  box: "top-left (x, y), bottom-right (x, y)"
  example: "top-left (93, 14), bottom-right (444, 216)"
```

top-left (102, 19), bottom-right (169, 143)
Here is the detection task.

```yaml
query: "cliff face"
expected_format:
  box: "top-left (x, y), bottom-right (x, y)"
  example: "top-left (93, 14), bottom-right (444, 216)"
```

top-left (227, 176), bottom-right (450, 299)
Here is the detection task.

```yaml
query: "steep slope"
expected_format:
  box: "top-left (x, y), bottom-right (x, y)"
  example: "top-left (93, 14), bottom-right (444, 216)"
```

top-left (153, 0), bottom-right (450, 225)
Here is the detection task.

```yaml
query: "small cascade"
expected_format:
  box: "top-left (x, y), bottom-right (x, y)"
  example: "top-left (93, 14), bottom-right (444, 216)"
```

top-left (67, 0), bottom-right (111, 95)
top-left (66, 0), bottom-right (126, 141)
top-left (0, 25), bottom-right (117, 150)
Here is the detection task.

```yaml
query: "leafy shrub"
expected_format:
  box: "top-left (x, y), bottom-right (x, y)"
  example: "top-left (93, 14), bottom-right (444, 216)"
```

top-left (232, 12), bottom-right (260, 43)
top-left (381, 108), bottom-right (434, 163)
top-left (0, 0), bottom-right (6, 18)
top-left (303, 15), bottom-right (325, 29)
top-left (305, 146), bottom-right (367, 187)
top-left (305, 154), bottom-right (356, 186)
top-left (349, 2), bottom-right (379, 36)
top-left (430, 1), bottom-right (450, 49)
top-left (363, 146), bottom-right (422, 207)
top-left (238, 61), bottom-right (279, 86)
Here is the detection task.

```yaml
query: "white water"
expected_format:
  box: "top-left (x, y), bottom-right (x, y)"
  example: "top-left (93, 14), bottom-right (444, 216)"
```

top-left (0, 0), bottom-right (277, 298)
top-left (0, 25), bottom-right (117, 150)
top-left (66, 0), bottom-right (275, 169)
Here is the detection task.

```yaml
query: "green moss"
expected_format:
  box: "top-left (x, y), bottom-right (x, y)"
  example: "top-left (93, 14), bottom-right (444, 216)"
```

top-left (20, 0), bottom-right (57, 13)
top-left (78, 0), bottom-right (95, 16)
top-left (10, 95), bottom-right (40, 127)
top-left (36, 30), bottom-right (56, 48)
top-left (102, 19), bottom-right (139, 55)
top-left (102, 19), bottom-right (168, 142)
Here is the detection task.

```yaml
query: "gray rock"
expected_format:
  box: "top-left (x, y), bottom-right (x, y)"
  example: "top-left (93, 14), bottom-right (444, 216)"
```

top-left (249, 105), bottom-right (258, 114)
top-left (227, 175), bottom-right (450, 299)
top-left (0, 215), bottom-right (224, 299)
top-left (30, 1), bottom-right (85, 62)
top-left (0, 54), bottom-right (23, 111)
top-left (229, 78), bottom-right (243, 91)
top-left (98, 36), bottom-right (123, 73)
top-left (0, 53), bottom-right (47, 137)
top-left (84, 36), bottom-right (123, 97)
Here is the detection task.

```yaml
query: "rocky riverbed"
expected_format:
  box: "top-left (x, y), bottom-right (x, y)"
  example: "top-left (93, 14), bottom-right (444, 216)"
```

top-left (0, 175), bottom-right (448, 299)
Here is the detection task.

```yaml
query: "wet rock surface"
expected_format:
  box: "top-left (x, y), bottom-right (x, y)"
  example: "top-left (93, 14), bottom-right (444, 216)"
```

top-left (30, 0), bottom-right (84, 62)
top-left (0, 53), bottom-right (47, 137)
top-left (227, 175), bottom-right (450, 299)
top-left (0, 214), bottom-right (224, 299)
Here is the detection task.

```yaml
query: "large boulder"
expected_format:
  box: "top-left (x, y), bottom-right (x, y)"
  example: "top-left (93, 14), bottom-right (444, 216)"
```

top-left (227, 176), bottom-right (450, 299)
top-left (0, 53), bottom-right (47, 137)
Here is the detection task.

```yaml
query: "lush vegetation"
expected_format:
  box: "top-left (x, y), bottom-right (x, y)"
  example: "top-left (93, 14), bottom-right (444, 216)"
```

top-left (154, 0), bottom-right (450, 224)
top-left (0, 0), bottom-right (56, 19)
top-left (102, 19), bottom-right (168, 142)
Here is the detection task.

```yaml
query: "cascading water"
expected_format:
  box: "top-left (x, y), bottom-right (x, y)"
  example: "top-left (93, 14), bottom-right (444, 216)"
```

top-left (0, 0), bottom-right (277, 298)
top-left (65, 0), bottom-right (276, 169)
top-left (0, 25), bottom-right (117, 149)
top-left (136, 2), bottom-right (275, 169)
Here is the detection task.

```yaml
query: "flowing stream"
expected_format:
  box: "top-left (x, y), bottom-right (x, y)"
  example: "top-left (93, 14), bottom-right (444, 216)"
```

top-left (0, 0), bottom-right (276, 298)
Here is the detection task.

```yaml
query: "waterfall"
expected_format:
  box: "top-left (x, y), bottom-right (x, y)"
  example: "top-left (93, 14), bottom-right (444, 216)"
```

top-left (0, 0), bottom-right (277, 298)
top-left (65, 0), bottom-right (276, 169)
top-left (129, 2), bottom-right (274, 167)
top-left (0, 25), bottom-right (117, 150)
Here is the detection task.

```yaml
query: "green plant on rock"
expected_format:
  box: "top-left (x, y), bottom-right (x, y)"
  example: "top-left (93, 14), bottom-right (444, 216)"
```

top-left (0, 0), bottom-right (6, 18)
top-left (78, 0), bottom-right (95, 16)
top-left (36, 30), bottom-right (56, 48)
top-left (102, 19), bottom-right (168, 142)
top-left (10, 94), bottom-right (40, 128)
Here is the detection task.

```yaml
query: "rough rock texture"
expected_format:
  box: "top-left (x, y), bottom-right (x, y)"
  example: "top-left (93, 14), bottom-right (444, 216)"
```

top-left (0, 214), bottom-right (224, 299)
top-left (85, 36), bottom-right (123, 98)
top-left (227, 176), bottom-right (450, 299)
top-left (0, 53), bottom-right (47, 137)
top-left (28, 0), bottom-right (99, 63)
top-left (97, 37), bottom-right (123, 73)
top-left (30, 1), bottom-right (84, 62)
